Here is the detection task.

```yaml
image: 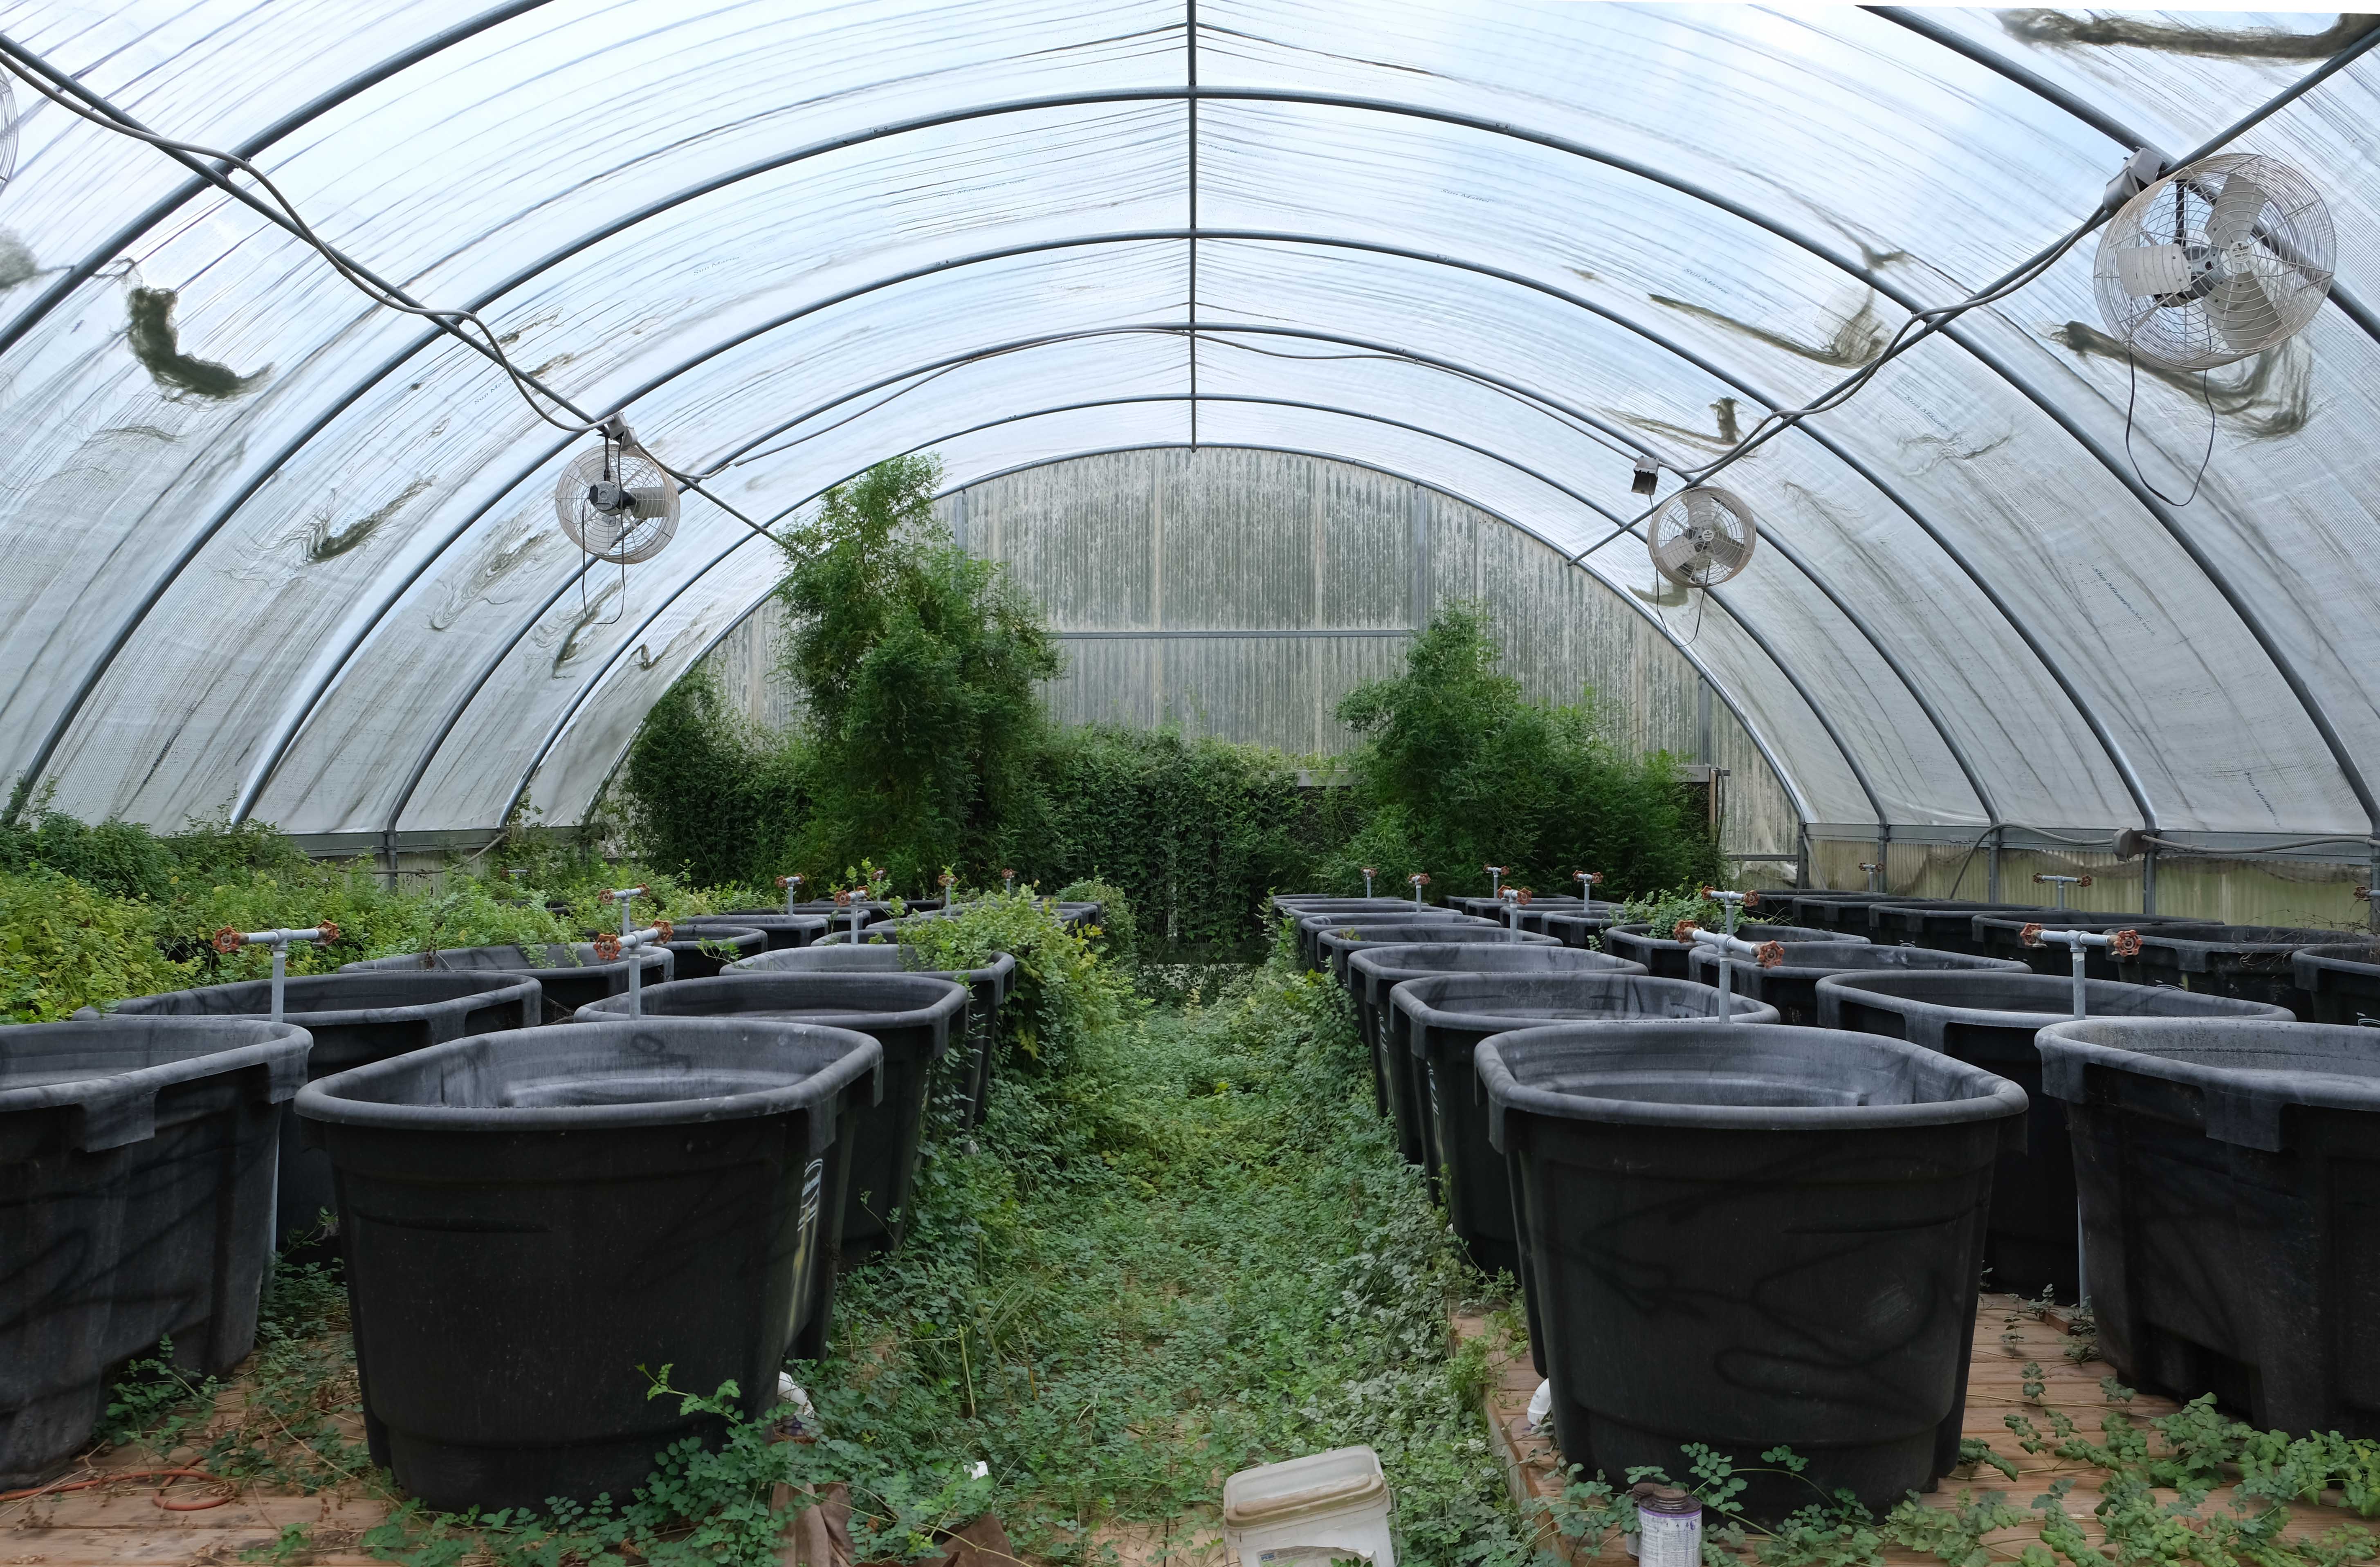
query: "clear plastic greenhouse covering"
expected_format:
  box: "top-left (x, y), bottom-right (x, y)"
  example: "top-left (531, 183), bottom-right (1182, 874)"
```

top-left (1, 2), bottom-right (2378, 853)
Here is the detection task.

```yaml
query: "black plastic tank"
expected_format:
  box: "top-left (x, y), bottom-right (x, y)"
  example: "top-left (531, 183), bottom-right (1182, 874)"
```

top-left (2, 1018), bottom-right (308, 1486)
top-left (83, 972), bottom-right (540, 1246)
top-left (1480, 1021), bottom-right (2023, 1513)
top-left (295, 1017), bottom-right (880, 1511)
top-left (1389, 974), bottom-right (1776, 1285)
top-left (1868, 902), bottom-right (2055, 954)
top-left (1971, 911), bottom-right (2191, 979)
top-left (1315, 921), bottom-right (1556, 990)
top-left (1687, 942), bottom-right (2023, 1026)
top-left (575, 974), bottom-right (965, 1255)
top-left (2116, 925), bottom-right (2362, 1019)
top-left (1538, 904), bottom-right (1627, 950)
top-left (1816, 972), bottom-right (2290, 1301)
top-left (1789, 892), bottom-right (1924, 934)
top-left (1605, 921), bottom-right (1858, 981)
top-left (729, 945), bottom-right (1015, 1128)
top-left (1293, 911), bottom-right (1498, 969)
top-left (2036, 1016), bottom-right (2380, 1436)
top-left (681, 913), bottom-right (831, 954)
top-left (343, 943), bottom-right (670, 1024)
top-left (2290, 943), bottom-right (2380, 1026)
top-left (660, 926), bottom-right (767, 979)
top-left (1345, 945), bottom-right (1644, 1167)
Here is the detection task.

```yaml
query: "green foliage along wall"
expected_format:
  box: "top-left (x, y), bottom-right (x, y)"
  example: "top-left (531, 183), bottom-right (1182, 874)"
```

top-left (613, 458), bottom-right (1718, 945)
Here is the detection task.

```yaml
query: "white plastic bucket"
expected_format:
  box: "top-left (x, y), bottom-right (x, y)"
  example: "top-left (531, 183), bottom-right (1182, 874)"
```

top-left (1221, 1446), bottom-right (1396, 1567)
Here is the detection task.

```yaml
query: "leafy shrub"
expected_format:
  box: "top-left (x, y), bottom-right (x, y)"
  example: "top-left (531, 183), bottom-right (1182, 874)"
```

top-left (1023, 725), bottom-right (1340, 952)
top-left (0, 867), bottom-right (192, 1021)
top-left (1323, 602), bottom-right (1720, 902)
top-left (617, 671), bottom-right (809, 889)
top-left (775, 455), bottom-right (1062, 888)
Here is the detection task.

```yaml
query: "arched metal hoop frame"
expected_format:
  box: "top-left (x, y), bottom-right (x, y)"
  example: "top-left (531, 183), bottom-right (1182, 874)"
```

top-left (5, 11), bottom-right (2375, 837)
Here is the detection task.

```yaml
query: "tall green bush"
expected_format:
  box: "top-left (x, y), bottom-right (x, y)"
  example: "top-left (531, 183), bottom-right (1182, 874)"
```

top-left (617, 671), bottom-right (808, 887)
top-left (1020, 726), bottom-right (1346, 952)
top-left (1322, 603), bottom-right (1719, 901)
top-left (774, 455), bottom-right (1061, 887)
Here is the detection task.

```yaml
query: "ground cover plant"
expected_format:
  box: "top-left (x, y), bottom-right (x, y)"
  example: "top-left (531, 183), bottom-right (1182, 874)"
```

top-left (613, 457), bottom-right (1723, 952)
top-left (0, 804), bottom-right (769, 1021)
top-left (32, 894), bottom-right (2380, 1567)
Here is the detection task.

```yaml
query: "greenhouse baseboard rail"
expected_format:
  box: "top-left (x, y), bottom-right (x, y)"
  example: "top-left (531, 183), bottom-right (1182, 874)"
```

top-left (1804, 824), bottom-right (2380, 863)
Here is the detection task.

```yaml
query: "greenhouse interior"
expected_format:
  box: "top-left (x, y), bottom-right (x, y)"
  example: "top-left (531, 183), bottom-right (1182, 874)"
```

top-left (7, 2), bottom-right (2380, 1564)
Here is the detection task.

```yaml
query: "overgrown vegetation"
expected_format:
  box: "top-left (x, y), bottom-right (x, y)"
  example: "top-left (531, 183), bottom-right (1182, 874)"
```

top-left (1322, 603), bottom-right (1722, 904)
top-left (0, 804), bottom-right (752, 1021)
top-left (46, 891), bottom-right (2380, 1567)
top-left (615, 458), bottom-right (1720, 951)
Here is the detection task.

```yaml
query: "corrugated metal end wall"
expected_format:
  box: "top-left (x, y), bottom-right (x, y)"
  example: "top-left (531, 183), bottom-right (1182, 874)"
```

top-left (702, 448), bottom-right (1800, 863)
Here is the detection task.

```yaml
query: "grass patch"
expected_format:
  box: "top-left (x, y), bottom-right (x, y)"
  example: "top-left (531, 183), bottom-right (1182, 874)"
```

top-left (794, 946), bottom-right (1534, 1563)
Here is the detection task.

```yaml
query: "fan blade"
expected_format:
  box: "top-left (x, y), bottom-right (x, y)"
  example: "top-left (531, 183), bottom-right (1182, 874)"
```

top-left (2205, 269), bottom-right (2280, 353)
top-left (2207, 175), bottom-right (2266, 251)
top-left (2115, 243), bottom-right (2191, 298)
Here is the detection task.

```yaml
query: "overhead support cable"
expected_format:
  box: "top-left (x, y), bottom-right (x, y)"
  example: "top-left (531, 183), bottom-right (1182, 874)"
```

top-left (2, 79), bottom-right (2229, 821)
top-left (10, 49), bottom-right (2353, 829)
top-left (0, 0), bottom-right (555, 366)
top-left (1868, 6), bottom-right (2380, 349)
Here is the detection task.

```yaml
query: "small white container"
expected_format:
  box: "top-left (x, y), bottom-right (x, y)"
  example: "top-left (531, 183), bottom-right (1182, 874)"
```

top-left (1222, 1446), bottom-right (1396, 1567)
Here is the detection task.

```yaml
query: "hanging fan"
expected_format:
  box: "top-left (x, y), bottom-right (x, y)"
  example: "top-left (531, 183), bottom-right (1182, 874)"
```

top-left (0, 76), bottom-right (16, 190)
top-left (1648, 485), bottom-right (1757, 589)
top-left (552, 418), bottom-right (678, 564)
top-left (2094, 152), bottom-right (2333, 372)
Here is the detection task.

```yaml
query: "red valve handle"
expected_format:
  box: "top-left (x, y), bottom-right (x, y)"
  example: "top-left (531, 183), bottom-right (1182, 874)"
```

top-left (1756, 941), bottom-right (1785, 969)
top-left (593, 933), bottom-right (622, 961)
top-left (211, 927), bottom-right (242, 955)
top-left (2020, 922), bottom-right (2045, 948)
top-left (2109, 929), bottom-right (2143, 958)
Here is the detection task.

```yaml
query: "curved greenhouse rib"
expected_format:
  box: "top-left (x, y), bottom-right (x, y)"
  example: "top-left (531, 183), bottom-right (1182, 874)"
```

top-left (379, 382), bottom-right (1883, 837)
top-left (1868, 5), bottom-right (2380, 349)
top-left (537, 444), bottom-right (1839, 841)
top-left (246, 269), bottom-right (1996, 831)
top-left (0, 0), bottom-right (555, 363)
top-left (230, 216), bottom-right (2058, 829)
top-left (13, 67), bottom-right (2343, 827)
top-left (8, 80), bottom-right (2230, 827)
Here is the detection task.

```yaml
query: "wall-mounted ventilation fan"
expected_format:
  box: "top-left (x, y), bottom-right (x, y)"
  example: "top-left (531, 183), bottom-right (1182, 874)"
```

top-left (1648, 485), bottom-right (1757, 589)
top-left (0, 76), bottom-right (17, 191)
top-left (2094, 152), bottom-right (2333, 372)
top-left (552, 418), bottom-right (678, 564)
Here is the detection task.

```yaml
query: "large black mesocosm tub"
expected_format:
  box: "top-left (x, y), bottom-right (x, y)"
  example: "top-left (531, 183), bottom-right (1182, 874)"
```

top-left (729, 945), bottom-right (1016, 1128)
top-left (1346, 944), bottom-right (1645, 1167)
top-left (87, 972), bottom-right (540, 1246)
top-left (1816, 972), bottom-right (2290, 1302)
top-left (576, 974), bottom-right (966, 1255)
top-left (296, 1017), bottom-right (880, 1512)
top-left (1480, 1021), bottom-right (2024, 1515)
top-left (2036, 1016), bottom-right (2380, 1436)
top-left (3, 1019), bottom-right (308, 1487)
top-left (344, 944), bottom-right (670, 1024)
top-left (1389, 974), bottom-right (1776, 1285)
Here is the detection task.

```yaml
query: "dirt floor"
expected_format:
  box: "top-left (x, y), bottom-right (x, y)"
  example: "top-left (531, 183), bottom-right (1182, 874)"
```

top-left (8, 1298), bottom-right (2369, 1567)
top-left (1471, 1295), bottom-right (2373, 1566)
